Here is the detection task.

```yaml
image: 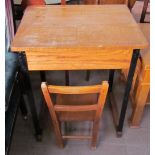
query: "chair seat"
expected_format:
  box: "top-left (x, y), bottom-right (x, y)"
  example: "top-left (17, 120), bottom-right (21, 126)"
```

top-left (5, 51), bottom-right (18, 110)
top-left (56, 94), bottom-right (98, 121)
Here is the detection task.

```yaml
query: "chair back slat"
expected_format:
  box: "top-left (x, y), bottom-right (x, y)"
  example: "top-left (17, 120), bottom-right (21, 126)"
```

top-left (54, 104), bottom-right (98, 112)
top-left (48, 85), bottom-right (101, 94)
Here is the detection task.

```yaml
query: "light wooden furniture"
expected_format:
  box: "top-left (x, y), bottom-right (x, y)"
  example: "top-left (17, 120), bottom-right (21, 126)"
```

top-left (41, 81), bottom-right (109, 149)
top-left (130, 23), bottom-right (150, 127)
top-left (11, 5), bottom-right (148, 136)
top-left (20, 0), bottom-right (70, 84)
top-left (89, 0), bottom-right (136, 10)
top-left (85, 0), bottom-right (136, 81)
top-left (11, 5), bottom-right (147, 57)
top-left (121, 23), bottom-right (150, 127)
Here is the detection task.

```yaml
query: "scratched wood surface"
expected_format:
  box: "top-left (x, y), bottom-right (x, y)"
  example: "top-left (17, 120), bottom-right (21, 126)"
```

top-left (11, 5), bottom-right (148, 52)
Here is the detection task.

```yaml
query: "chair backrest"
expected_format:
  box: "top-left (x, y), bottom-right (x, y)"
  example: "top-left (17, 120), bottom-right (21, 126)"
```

top-left (41, 81), bottom-right (109, 121)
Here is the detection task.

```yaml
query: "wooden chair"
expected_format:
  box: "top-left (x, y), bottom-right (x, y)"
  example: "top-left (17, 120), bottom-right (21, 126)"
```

top-left (41, 81), bottom-right (109, 149)
top-left (120, 0), bottom-right (150, 127)
top-left (120, 23), bottom-right (150, 127)
top-left (130, 23), bottom-right (150, 127)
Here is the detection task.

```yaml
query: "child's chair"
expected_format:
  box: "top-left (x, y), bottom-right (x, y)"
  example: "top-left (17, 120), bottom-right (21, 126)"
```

top-left (41, 81), bottom-right (109, 149)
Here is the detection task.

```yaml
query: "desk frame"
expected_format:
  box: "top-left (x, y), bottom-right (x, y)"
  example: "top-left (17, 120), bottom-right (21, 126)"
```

top-left (17, 49), bottom-right (140, 138)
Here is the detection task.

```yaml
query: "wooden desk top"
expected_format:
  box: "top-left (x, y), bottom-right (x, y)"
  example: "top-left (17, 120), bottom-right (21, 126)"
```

top-left (11, 5), bottom-right (148, 52)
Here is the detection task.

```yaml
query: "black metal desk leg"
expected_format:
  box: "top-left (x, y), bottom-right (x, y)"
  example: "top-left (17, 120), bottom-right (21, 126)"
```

top-left (18, 52), bottom-right (42, 141)
top-left (117, 49), bottom-right (140, 137)
top-left (86, 70), bottom-right (90, 81)
top-left (108, 69), bottom-right (115, 92)
top-left (65, 70), bottom-right (69, 86)
top-left (19, 95), bottom-right (28, 120)
top-left (40, 71), bottom-right (46, 82)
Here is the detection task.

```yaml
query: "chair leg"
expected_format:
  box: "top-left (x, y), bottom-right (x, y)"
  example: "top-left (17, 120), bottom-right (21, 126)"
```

top-left (86, 70), bottom-right (90, 81)
top-left (130, 83), bottom-right (149, 127)
top-left (20, 95), bottom-right (28, 120)
top-left (91, 121), bottom-right (100, 149)
top-left (52, 120), bottom-right (64, 148)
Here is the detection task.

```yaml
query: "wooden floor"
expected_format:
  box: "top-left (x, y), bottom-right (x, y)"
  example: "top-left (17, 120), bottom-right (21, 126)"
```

top-left (10, 1), bottom-right (150, 155)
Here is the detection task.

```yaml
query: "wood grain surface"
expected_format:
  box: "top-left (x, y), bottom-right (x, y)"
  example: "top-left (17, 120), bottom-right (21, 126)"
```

top-left (25, 49), bottom-right (132, 70)
top-left (11, 5), bottom-right (148, 52)
top-left (139, 23), bottom-right (150, 70)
